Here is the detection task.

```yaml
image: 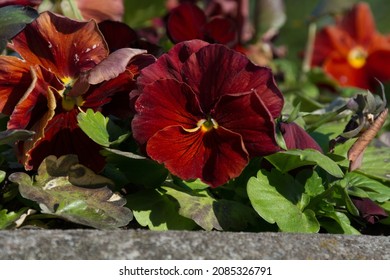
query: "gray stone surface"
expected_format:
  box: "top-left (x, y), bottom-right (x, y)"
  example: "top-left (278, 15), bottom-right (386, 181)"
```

top-left (0, 230), bottom-right (389, 259)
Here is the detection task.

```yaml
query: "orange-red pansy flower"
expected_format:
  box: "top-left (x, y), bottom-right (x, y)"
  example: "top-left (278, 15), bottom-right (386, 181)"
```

top-left (0, 12), bottom-right (152, 171)
top-left (312, 2), bottom-right (390, 90)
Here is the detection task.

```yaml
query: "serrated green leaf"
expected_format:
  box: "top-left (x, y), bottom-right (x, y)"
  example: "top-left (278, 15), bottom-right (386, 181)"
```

top-left (265, 149), bottom-right (344, 178)
top-left (77, 109), bottom-right (110, 147)
top-left (8, 155), bottom-right (132, 229)
top-left (162, 186), bottom-right (258, 231)
top-left (247, 169), bottom-right (320, 232)
top-left (0, 5), bottom-right (38, 52)
top-left (126, 188), bottom-right (196, 231)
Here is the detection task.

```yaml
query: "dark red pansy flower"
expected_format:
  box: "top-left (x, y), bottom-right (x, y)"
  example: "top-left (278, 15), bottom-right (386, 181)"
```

top-left (131, 40), bottom-right (284, 187)
top-left (351, 196), bottom-right (388, 224)
top-left (0, 12), bottom-right (152, 171)
top-left (166, 2), bottom-right (237, 46)
top-left (279, 122), bottom-right (323, 152)
top-left (312, 2), bottom-right (390, 90)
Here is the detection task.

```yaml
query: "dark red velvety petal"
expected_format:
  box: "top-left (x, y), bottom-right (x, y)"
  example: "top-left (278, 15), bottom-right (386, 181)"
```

top-left (137, 39), bottom-right (209, 88)
top-left (23, 109), bottom-right (105, 171)
top-left (181, 43), bottom-right (283, 117)
top-left (10, 11), bottom-right (108, 79)
top-left (0, 57), bottom-right (33, 115)
top-left (279, 122), bottom-right (323, 152)
top-left (351, 196), bottom-right (388, 224)
top-left (146, 125), bottom-right (248, 187)
top-left (166, 3), bottom-right (206, 43)
top-left (213, 91), bottom-right (280, 156)
top-left (7, 65), bottom-right (62, 130)
top-left (132, 79), bottom-right (204, 145)
top-left (203, 16), bottom-right (237, 46)
top-left (98, 20), bottom-right (137, 52)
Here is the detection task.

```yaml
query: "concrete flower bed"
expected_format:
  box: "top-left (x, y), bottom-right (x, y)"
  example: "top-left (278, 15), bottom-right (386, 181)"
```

top-left (0, 230), bottom-right (389, 260)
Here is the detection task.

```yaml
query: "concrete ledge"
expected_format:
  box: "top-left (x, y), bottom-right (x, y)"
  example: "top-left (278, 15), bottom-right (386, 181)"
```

top-left (0, 230), bottom-right (389, 259)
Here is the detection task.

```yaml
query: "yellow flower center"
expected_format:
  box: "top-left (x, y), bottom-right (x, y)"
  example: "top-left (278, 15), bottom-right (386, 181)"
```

top-left (347, 46), bottom-right (368, 69)
top-left (199, 118), bottom-right (219, 133)
top-left (60, 77), bottom-right (84, 111)
top-left (183, 118), bottom-right (219, 133)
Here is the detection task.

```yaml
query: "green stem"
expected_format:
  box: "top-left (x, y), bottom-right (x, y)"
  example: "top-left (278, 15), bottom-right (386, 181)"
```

top-left (301, 22), bottom-right (317, 79)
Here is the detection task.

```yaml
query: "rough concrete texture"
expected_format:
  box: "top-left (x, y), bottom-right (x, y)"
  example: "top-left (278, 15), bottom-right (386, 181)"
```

top-left (0, 230), bottom-right (388, 260)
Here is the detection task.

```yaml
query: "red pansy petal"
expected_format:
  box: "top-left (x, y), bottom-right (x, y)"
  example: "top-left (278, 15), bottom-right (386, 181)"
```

top-left (323, 55), bottom-right (370, 89)
top-left (137, 39), bottom-right (209, 88)
top-left (8, 65), bottom-right (61, 130)
top-left (166, 3), bottom-right (206, 43)
top-left (0, 57), bottom-right (32, 115)
top-left (279, 122), bottom-right (323, 152)
top-left (132, 79), bottom-right (203, 145)
top-left (98, 20), bottom-right (137, 52)
top-left (24, 109), bottom-right (105, 171)
top-left (10, 11), bottom-right (108, 79)
top-left (340, 3), bottom-right (376, 46)
top-left (146, 125), bottom-right (248, 187)
top-left (182, 44), bottom-right (283, 117)
top-left (213, 91), bottom-right (280, 156)
top-left (203, 16), bottom-right (237, 46)
top-left (351, 196), bottom-right (388, 224)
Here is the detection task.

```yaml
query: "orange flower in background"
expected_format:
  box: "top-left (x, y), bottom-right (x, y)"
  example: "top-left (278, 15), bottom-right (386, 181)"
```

top-left (312, 2), bottom-right (390, 90)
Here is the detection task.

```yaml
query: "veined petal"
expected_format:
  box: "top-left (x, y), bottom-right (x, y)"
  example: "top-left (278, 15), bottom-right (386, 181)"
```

top-left (213, 91), bottom-right (280, 156)
top-left (166, 2), bottom-right (206, 43)
top-left (8, 65), bottom-right (62, 130)
top-left (132, 79), bottom-right (203, 145)
top-left (137, 39), bottom-right (209, 88)
top-left (22, 109), bottom-right (105, 171)
top-left (279, 122), bottom-right (323, 152)
top-left (9, 11), bottom-right (108, 79)
top-left (146, 125), bottom-right (249, 187)
top-left (0, 56), bottom-right (32, 115)
top-left (182, 44), bottom-right (283, 117)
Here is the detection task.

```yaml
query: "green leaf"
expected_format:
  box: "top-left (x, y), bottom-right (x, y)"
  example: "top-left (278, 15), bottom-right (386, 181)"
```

top-left (163, 186), bottom-right (259, 231)
top-left (8, 155), bottom-right (132, 229)
top-left (356, 146), bottom-right (390, 182)
top-left (341, 172), bottom-right (390, 203)
top-left (0, 208), bottom-right (29, 229)
top-left (297, 170), bottom-right (325, 197)
top-left (0, 170), bottom-right (5, 184)
top-left (0, 5), bottom-right (38, 52)
top-left (265, 149), bottom-right (344, 178)
top-left (247, 169), bottom-right (320, 232)
top-left (77, 109), bottom-right (110, 147)
top-left (126, 188), bottom-right (197, 231)
top-left (319, 211), bottom-right (360, 235)
top-left (102, 148), bottom-right (168, 188)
